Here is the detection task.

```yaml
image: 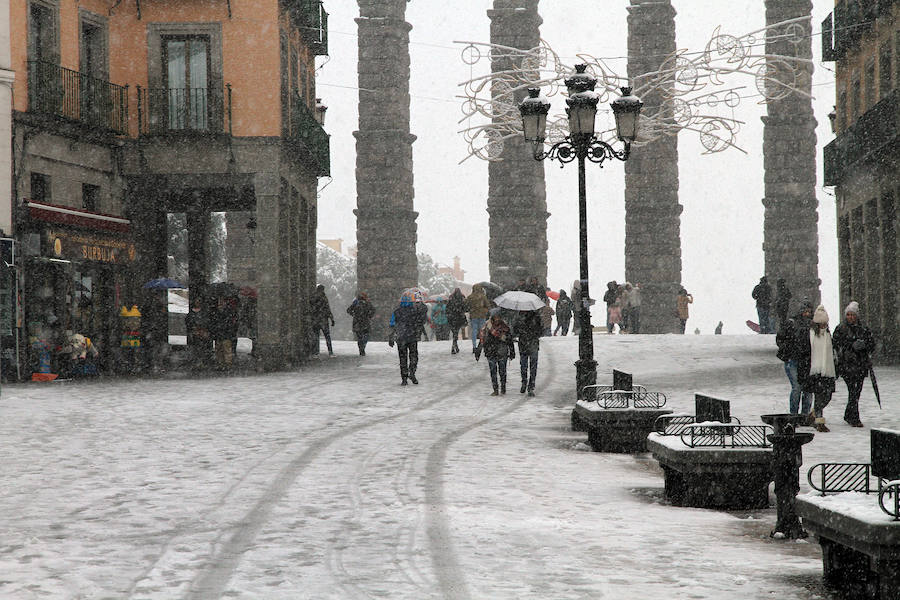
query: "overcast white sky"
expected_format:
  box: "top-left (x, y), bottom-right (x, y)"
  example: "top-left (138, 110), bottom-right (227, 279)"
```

top-left (315, 1), bottom-right (839, 335)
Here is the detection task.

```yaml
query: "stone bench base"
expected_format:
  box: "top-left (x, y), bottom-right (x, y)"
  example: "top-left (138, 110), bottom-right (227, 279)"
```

top-left (573, 404), bottom-right (672, 453)
top-left (646, 434), bottom-right (772, 509)
top-left (797, 496), bottom-right (900, 599)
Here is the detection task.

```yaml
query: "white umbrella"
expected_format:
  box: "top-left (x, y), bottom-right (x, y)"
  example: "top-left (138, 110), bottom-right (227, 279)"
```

top-left (493, 291), bottom-right (545, 311)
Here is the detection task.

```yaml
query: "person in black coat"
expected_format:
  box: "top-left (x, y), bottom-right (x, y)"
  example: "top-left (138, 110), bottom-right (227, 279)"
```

top-left (832, 301), bottom-right (875, 427)
top-left (446, 288), bottom-right (468, 355)
top-left (476, 308), bottom-right (515, 395)
top-left (389, 294), bottom-right (428, 385)
top-left (310, 284), bottom-right (335, 356)
top-left (776, 300), bottom-right (813, 417)
top-left (603, 281), bottom-right (618, 334)
top-left (515, 308), bottom-right (543, 396)
top-left (554, 290), bottom-right (573, 336)
top-left (773, 278), bottom-right (792, 331)
top-left (346, 292), bottom-right (375, 356)
top-left (752, 276), bottom-right (773, 333)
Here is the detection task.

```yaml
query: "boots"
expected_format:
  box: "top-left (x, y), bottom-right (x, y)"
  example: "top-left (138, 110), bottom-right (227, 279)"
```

top-left (500, 383), bottom-right (506, 395)
top-left (491, 387), bottom-right (499, 396)
top-left (520, 382), bottom-right (527, 394)
top-left (815, 417), bottom-right (829, 432)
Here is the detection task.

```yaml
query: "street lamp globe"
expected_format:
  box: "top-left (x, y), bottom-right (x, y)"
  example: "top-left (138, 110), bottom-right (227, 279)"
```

top-left (519, 87), bottom-right (551, 142)
top-left (610, 86), bottom-right (643, 142)
top-left (565, 64), bottom-right (599, 137)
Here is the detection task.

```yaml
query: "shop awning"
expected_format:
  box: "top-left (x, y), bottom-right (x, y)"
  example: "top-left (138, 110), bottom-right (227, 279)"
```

top-left (24, 201), bottom-right (131, 233)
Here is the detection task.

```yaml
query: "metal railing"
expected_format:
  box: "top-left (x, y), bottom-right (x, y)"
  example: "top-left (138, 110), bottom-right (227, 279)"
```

top-left (654, 414), bottom-right (742, 436)
top-left (679, 424), bottom-right (771, 448)
top-left (591, 390), bottom-right (667, 409)
top-left (137, 84), bottom-right (231, 135)
top-left (287, 95), bottom-right (330, 176)
top-left (807, 462), bottom-right (877, 495)
top-left (27, 60), bottom-right (128, 134)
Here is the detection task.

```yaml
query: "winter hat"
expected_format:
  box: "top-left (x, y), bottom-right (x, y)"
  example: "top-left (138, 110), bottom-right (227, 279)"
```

top-left (844, 301), bottom-right (860, 316)
top-left (799, 298), bottom-right (814, 312)
top-left (812, 304), bottom-right (829, 324)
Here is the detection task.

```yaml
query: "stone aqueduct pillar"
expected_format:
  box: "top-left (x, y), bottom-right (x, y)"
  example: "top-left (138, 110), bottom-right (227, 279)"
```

top-left (486, 0), bottom-right (548, 289)
top-left (354, 0), bottom-right (418, 339)
top-left (624, 0), bottom-right (683, 334)
top-left (762, 0), bottom-right (820, 307)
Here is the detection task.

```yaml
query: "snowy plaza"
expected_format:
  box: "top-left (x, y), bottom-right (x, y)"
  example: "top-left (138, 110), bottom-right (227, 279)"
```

top-left (2, 333), bottom-right (897, 599)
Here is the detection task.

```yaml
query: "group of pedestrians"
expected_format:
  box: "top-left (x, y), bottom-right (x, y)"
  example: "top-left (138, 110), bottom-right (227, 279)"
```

top-left (602, 281), bottom-right (643, 334)
top-left (776, 298), bottom-right (876, 432)
top-left (752, 275), bottom-right (792, 334)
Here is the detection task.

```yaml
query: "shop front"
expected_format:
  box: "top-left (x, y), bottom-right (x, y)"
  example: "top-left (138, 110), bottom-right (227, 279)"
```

top-left (20, 201), bottom-right (137, 379)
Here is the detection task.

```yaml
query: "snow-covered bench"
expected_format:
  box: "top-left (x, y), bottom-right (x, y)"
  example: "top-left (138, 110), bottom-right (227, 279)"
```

top-left (572, 369), bottom-right (672, 452)
top-left (646, 395), bottom-right (773, 509)
top-left (796, 428), bottom-right (900, 599)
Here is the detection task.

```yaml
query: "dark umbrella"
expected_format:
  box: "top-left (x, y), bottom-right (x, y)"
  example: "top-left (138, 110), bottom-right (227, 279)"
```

top-left (475, 281), bottom-right (504, 300)
top-left (143, 277), bottom-right (185, 290)
top-left (870, 365), bottom-right (882, 408)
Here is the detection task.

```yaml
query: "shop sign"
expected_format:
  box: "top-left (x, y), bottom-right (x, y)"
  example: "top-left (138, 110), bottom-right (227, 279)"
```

top-left (48, 229), bottom-right (137, 264)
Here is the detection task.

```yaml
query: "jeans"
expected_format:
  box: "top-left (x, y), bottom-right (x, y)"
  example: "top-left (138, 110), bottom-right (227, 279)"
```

top-left (470, 318), bottom-right (486, 349)
top-left (518, 344), bottom-right (539, 391)
top-left (356, 330), bottom-right (369, 355)
top-left (397, 341), bottom-right (418, 380)
top-left (488, 357), bottom-right (507, 390)
top-left (785, 359), bottom-right (812, 415)
top-left (756, 307), bottom-right (770, 334)
top-left (554, 318), bottom-right (570, 336)
top-left (843, 376), bottom-right (865, 424)
top-left (315, 322), bottom-right (333, 354)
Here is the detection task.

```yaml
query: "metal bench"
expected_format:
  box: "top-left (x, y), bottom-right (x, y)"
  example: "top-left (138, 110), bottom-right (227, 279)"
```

top-left (646, 395), bottom-right (773, 509)
top-left (796, 429), bottom-right (900, 599)
top-left (571, 369), bottom-right (672, 452)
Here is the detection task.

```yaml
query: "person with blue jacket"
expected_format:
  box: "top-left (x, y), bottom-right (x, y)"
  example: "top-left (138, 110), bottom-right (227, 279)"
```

top-left (389, 293), bottom-right (428, 385)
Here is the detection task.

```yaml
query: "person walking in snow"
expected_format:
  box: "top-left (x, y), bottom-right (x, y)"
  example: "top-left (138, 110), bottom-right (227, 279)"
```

top-left (795, 304), bottom-right (837, 432)
top-left (752, 276), bottom-right (773, 334)
top-left (603, 281), bottom-right (618, 334)
top-left (389, 293), bottom-right (428, 385)
top-left (629, 283), bottom-right (642, 334)
top-left (516, 308), bottom-right (543, 396)
top-left (570, 281), bottom-right (582, 335)
top-left (777, 300), bottom-right (814, 419)
top-left (832, 301), bottom-right (875, 428)
top-left (554, 290), bottom-right (573, 336)
top-left (539, 298), bottom-right (554, 336)
top-left (431, 298), bottom-right (450, 341)
top-left (346, 292), bottom-right (375, 356)
top-left (676, 288), bottom-right (693, 334)
top-left (465, 284), bottom-right (492, 354)
top-left (476, 308), bottom-right (515, 395)
top-left (446, 288), bottom-right (468, 354)
top-left (310, 284), bottom-right (335, 356)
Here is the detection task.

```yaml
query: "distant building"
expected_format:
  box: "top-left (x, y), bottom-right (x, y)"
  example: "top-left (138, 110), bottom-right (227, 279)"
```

top-left (822, 1), bottom-right (899, 360)
top-left (437, 256), bottom-right (466, 284)
top-left (10, 0), bottom-right (330, 378)
top-left (318, 239), bottom-right (344, 254)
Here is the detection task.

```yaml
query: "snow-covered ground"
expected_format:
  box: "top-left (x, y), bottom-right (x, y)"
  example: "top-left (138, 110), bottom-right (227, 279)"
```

top-left (1, 333), bottom-right (896, 599)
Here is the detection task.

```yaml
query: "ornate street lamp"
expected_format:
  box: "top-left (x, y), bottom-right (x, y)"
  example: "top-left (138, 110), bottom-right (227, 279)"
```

top-left (519, 65), bottom-right (642, 401)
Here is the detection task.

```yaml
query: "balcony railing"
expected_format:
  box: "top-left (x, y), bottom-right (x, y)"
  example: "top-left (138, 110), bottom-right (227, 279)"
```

top-left (287, 96), bottom-right (330, 177)
top-left (290, 0), bottom-right (328, 55)
top-left (137, 84), bottom-right (231, 135)
top-left (824, 89), bottom-right (899, 186)
top-left (27, 60), bottom-right (128, 134)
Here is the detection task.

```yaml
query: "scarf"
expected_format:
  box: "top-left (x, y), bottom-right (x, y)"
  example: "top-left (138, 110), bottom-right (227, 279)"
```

top-left (809, 327), bottom-right (835, 377)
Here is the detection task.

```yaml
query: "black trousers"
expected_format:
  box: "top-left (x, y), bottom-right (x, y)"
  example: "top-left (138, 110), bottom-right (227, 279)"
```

top-left (843, 376), bottom-right (865, 423)
top-left (397, 341), bottom-right (418, 379)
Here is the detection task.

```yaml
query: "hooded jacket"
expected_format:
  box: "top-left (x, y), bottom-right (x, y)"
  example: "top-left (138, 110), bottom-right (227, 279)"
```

top-left (466, 284), bottom-right (492, 319)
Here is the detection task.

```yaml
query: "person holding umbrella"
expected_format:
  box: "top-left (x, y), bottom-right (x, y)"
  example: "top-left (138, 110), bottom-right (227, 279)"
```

top-left (389, 292), bottom-right (428, 385)
top-left (833, 301), bottom-right (876, 427)
top-left (493, 290), bottom-right (544, 396)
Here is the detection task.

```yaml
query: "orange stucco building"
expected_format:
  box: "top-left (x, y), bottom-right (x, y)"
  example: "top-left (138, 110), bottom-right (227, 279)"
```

top-left (9, 0), bottom-right (330, 378)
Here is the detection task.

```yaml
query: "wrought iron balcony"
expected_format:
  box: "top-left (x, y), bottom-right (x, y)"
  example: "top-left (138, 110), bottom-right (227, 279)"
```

top-left (137, 84), bottom-right (231, 135)
top-left (824, 89), bottom-right (899, 186)
top-left (26, 60), bottom-right (128, 134)
top-left (287, 96), bottom-right (330, 177)
top-left (288, 0), bottom-right (328, 55)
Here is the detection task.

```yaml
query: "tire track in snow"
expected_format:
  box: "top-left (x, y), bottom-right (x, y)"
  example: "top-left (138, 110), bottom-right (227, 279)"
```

top-left (184, 364), bottom-right (487, 600)
top-left (424, 348), bottom-right (558, 600)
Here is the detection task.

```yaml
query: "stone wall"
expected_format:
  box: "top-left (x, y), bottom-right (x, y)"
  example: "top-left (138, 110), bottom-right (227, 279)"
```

top-left (762, 0), bottom-right (820, 309)
top-left (624, 0), bottom-right (682, 334)
top-left (486, 0), bottom-right (548, 290)
top-left (354, 0), bottom-right (418, 339)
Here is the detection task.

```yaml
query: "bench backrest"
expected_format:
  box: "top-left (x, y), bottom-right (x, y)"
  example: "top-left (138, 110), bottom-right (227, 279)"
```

top-left (871, 428), bottom-right (900, 481)
top-left (613, 369), bottom-right (633, 392)
top-left (695, 394), bottom-right (730, 424)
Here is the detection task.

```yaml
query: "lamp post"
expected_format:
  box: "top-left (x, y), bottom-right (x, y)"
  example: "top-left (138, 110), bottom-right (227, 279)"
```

top-left (518, 65), bottom-right (642, 400)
